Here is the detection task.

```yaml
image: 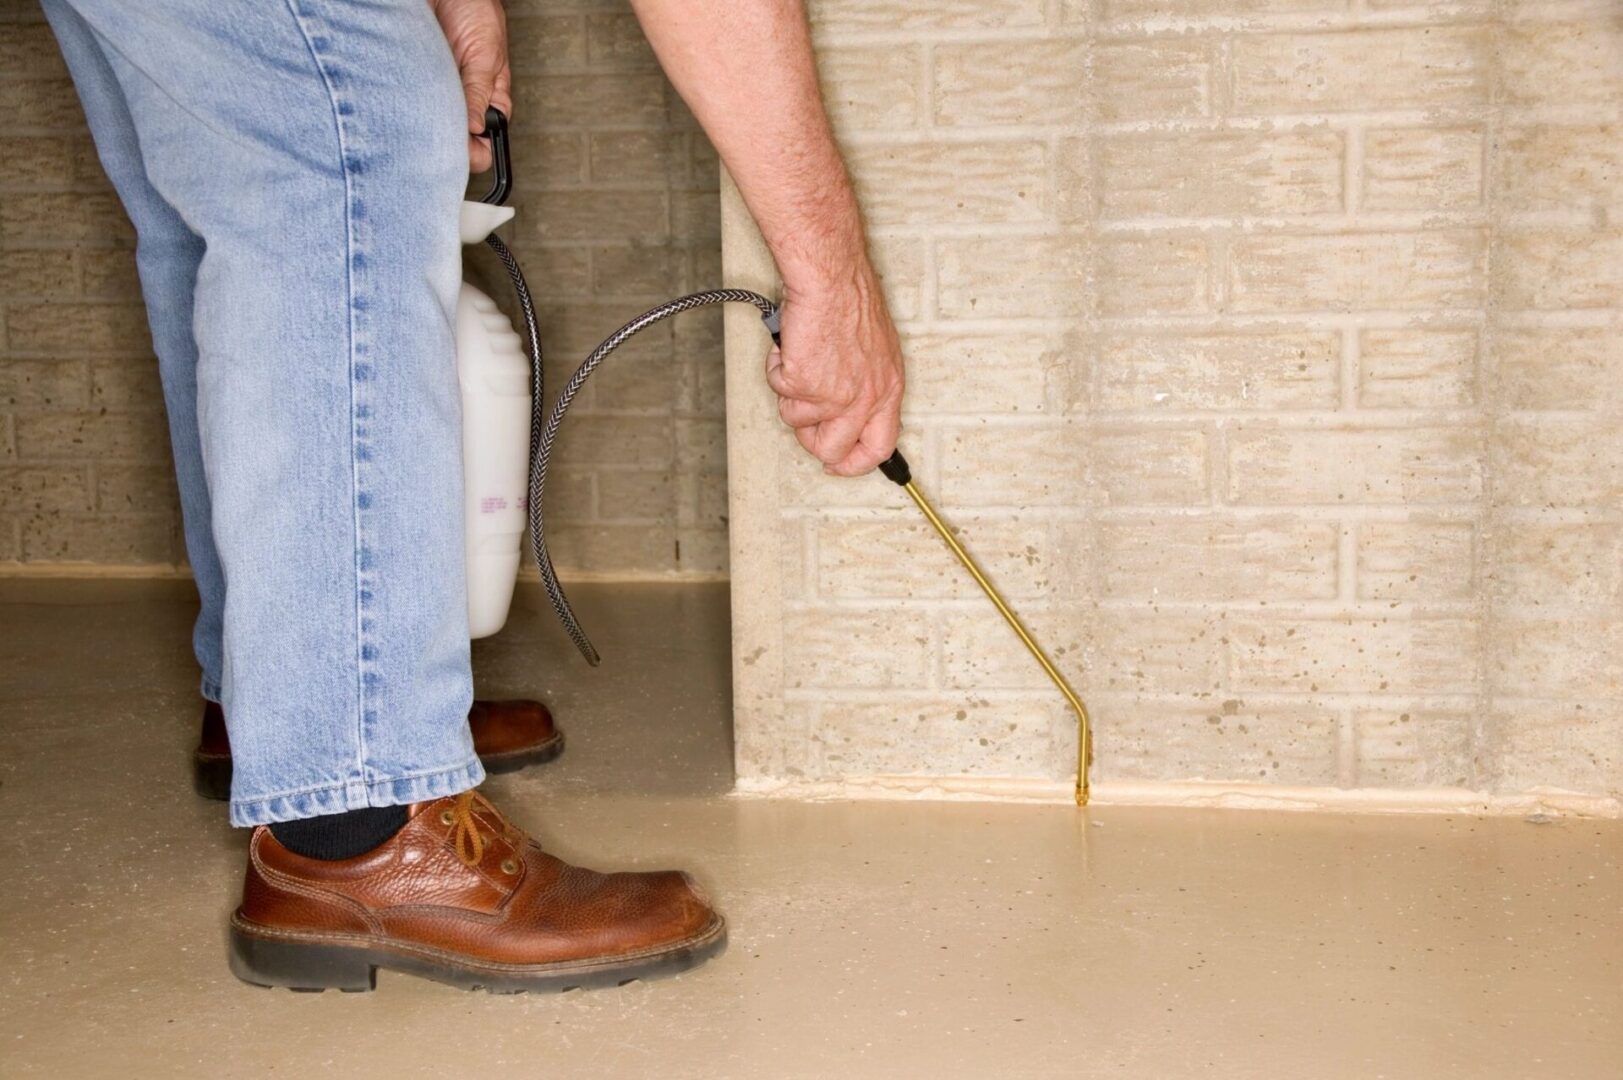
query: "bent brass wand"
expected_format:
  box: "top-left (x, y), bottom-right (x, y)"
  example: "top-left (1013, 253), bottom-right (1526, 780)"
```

top-left (876, 450), bottom-right (1094, 806)
top-left (757, 314), bottom-right (1091, 803)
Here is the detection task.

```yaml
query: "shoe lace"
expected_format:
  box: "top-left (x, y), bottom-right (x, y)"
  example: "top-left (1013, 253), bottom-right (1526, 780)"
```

top-left (447, 789), bottom-right (527, 867)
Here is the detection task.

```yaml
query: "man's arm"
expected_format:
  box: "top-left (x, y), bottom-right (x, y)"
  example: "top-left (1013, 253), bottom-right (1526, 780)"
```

top-left (629, 0), bottom-right (904, 477)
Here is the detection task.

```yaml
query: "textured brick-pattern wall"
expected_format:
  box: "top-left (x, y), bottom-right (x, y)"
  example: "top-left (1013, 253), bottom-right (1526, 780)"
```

top-left (0, 0), bottom-right (727, 577)
top-left (725, 0), bottom-right (1622, 800)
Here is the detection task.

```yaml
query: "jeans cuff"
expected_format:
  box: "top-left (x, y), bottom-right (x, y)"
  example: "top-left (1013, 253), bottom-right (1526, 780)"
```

top-left (200, 674), bottom-right (222, 703)
top-left (228, 758), bottom-right (487, 827)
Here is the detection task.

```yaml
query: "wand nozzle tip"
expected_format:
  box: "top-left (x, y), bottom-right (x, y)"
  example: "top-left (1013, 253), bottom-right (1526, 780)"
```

top-left (878, 448), bottom-right (911, 486)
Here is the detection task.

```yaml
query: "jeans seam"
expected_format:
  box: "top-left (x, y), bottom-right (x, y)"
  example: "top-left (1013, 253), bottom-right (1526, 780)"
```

top-left (282, 0), bottom-right (371, 793)
top-left (228, 759), bottom-right (484, 827)
top-left (229, 755), bottom-right (483, 805)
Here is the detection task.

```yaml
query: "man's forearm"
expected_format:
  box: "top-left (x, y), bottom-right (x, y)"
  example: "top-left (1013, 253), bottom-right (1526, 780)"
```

top-left (631, 0), bottom-right (903, 476)
top-left (628, 0), bottom-right (866, 288)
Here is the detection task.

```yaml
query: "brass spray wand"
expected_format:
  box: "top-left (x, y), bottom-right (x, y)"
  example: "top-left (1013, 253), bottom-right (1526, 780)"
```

top-left (875, 449), bottom-right (1093, 805)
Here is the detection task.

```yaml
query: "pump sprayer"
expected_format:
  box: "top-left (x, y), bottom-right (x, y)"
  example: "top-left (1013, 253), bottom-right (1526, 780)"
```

top-left (465, 110), bottom-right (1093, 805)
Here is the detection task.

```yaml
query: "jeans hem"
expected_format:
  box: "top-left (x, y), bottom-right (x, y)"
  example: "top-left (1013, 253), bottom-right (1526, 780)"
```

top-left (200, 674), bottom-right (222, 703)
top-left (228, 758), bottom-right (486, 827)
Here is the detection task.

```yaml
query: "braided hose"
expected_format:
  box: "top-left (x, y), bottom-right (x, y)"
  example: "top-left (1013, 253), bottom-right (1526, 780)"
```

top-left (485, 236), bottom-right (774, 665)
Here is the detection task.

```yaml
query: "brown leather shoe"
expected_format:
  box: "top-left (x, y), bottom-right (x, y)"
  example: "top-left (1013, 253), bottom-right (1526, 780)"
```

top-left (229, 791), bottom-right (725, 992)
top-left (193, 699), bottom-right (564, 800)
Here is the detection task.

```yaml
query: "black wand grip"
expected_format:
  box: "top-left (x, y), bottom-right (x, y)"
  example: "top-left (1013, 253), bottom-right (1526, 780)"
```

top-left (878, 448), bottom-right (911, 486)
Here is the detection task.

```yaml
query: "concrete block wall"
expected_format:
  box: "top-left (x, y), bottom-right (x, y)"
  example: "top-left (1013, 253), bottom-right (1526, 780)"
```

top-left (0, 0), bottom-right (727, 578)
top-left (723, 0), bottom-right (1622, 805)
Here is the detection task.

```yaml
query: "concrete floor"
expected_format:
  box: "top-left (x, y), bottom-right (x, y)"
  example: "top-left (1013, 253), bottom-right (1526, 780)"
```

top-left (1, 579), bottom-right (1618, 1079)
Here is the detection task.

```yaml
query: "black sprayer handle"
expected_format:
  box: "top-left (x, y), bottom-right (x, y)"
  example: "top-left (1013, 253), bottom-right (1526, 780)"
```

top-left (761, 304), bottom-right (910, 486)
top-left (479, 106), bottom-right (512, 207)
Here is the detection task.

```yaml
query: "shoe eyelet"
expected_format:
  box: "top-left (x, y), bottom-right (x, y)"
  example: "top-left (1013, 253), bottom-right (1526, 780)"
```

top-left (500, 858), bottom-right (518, 875)
top-left (439, 809), bottom-right (455, 826)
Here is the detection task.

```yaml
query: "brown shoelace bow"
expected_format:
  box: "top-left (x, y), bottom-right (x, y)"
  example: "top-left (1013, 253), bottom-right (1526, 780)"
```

top-left (446, 789), bottom-right (526, 867)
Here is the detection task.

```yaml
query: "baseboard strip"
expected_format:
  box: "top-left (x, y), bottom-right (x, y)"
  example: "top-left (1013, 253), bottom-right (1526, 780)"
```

top-left (733, 775), bottom-right (1622, 818)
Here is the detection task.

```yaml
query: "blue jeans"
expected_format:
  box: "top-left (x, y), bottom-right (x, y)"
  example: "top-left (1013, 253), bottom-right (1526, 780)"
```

top-left (43, 0), bottom-right (484, 825)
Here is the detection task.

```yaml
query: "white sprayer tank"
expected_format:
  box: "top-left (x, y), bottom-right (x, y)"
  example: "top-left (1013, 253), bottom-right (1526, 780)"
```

top-left (456, 201), bottom-right (529, 638)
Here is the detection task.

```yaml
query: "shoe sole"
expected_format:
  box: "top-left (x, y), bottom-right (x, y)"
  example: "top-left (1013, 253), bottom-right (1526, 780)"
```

top-left (228, 910), bottom-right (726, 994)
top-left (193, 732), bottom-right (566, 802)
top-left (477, 730), bottom-right (567, 776)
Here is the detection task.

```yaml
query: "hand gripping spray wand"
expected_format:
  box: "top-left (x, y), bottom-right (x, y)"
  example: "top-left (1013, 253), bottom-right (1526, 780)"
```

top-left (466, 111), bottom-right (1094, 805)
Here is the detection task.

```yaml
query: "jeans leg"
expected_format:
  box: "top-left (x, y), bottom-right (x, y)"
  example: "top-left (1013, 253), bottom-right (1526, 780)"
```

top-left (48, 0), bottom-right (480, 825)
top-left (41, 0), bottom-right (225, 701)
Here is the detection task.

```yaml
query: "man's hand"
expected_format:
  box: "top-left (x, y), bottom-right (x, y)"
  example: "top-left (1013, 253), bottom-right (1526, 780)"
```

top-left (428, 0), bottom-right (512, 172)
top-left (766, 265), bottom-right (904, 476)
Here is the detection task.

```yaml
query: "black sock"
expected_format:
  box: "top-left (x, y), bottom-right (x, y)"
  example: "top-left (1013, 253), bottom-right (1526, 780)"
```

top-left (269, 805), bottom-right (409, 860)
